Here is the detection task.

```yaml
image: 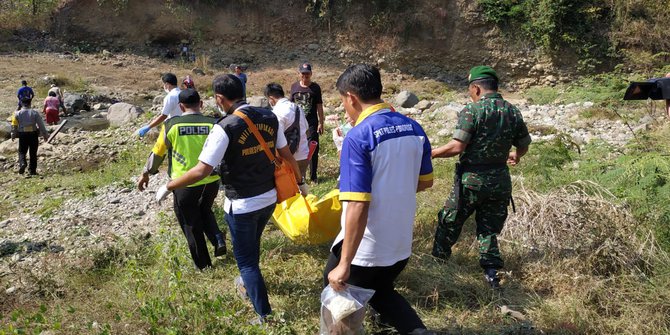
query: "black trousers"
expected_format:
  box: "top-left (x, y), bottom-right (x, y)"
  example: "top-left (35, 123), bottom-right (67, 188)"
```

top-left (307, 123), bottom-right (319, 182)
top-left (18, 132), bottom-right (39, 174)
top-left (172, 181), bottom-right (223, 270)
top-left (323, 243), bottom-right (426, 334)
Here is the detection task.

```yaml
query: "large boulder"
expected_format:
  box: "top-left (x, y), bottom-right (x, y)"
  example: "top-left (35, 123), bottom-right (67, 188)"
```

top-left (63, 93), bottom-right (90, 114)
top-left (0, 122), bottom-right (11, 139)
top-left (106, 103), bottom-right (144, 126)
top-left (63, 93), bottom-right (88, 113)
top-left (395, 91), bottom-right (419, 108)
top-left (428, 102), bottom-right (462, 122)
top-left (0, 139), bottom-right (17, 155)
top-left (415, 100), bottom-right (434, 111)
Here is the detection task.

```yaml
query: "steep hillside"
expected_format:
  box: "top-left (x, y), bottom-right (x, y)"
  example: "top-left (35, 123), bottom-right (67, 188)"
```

top-left (49, 0), bottom-right (532, 83)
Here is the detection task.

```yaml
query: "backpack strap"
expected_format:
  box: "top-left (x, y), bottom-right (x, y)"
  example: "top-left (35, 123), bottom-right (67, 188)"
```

top-left (232, 109), bottom-right (278, 167)
top-left (285, 103), bottom-right (300, 132)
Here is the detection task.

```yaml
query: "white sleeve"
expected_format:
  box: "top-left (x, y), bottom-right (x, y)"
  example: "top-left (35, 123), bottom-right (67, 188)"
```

top-left (161, 95), bottom-right (172, 116)
top-left (198, 125), bottom-right (230, 167)
top-left (273, 103), bottom-right (292, 131)
top-left (276, 122), bottom-right (287, 149)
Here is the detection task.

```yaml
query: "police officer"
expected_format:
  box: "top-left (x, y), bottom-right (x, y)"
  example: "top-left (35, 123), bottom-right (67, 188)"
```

top-left (161, 74), bottom-right (304, 323)
top-left (431, 66), bottom-right (531, 288)
top-left (11, 98), bottom-right (49, 175)
top-left (137, 89), bottom-right (227, 270)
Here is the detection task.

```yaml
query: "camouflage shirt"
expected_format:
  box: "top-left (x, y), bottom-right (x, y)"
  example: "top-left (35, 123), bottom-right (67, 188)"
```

top-left (453, 93), bottom-right (531, 189)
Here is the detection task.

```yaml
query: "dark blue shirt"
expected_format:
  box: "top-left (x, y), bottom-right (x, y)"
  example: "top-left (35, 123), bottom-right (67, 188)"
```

top-left (17, 86), bottom-right (34, 101)
top-left (235, 73), bottom-right (247, 97)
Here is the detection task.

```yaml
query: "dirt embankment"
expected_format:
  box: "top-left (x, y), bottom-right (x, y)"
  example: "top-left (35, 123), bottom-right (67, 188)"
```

top-left (47, 0), bottom-right (542, 84)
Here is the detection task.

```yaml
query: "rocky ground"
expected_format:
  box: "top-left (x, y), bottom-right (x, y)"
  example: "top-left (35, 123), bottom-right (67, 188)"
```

top-left (0, 52), bottom-right (652, 300)
top-left (389, 91), bottom-right (648, 147)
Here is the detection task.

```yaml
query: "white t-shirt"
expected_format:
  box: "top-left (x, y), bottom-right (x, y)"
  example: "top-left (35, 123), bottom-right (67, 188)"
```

top-left (161, 87), bottom-right (182, 118)
top-left (272, 97), bottom-right (309, 161)
top-left (47, 87), bottom-right (63, 99)
top-left (199, 113), bottom-right (288, 215)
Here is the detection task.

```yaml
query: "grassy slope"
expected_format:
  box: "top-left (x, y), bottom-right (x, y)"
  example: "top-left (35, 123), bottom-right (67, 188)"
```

top-left (2, 73), bottom-right (670, 334)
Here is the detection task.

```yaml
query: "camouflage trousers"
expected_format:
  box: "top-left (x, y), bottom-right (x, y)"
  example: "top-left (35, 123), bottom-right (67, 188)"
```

top-left (432, 183), bottom-right (511, 270)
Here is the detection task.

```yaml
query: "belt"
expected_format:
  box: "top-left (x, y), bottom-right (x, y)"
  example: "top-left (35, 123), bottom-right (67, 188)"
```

top-left (460, 162), bottom-right (507, 173)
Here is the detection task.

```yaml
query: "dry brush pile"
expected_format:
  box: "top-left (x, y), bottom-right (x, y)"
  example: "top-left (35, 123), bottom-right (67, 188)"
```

top-left (501, 179), bottom-right (670, 333)
top-left (503, 180), bottom-right (666, 275)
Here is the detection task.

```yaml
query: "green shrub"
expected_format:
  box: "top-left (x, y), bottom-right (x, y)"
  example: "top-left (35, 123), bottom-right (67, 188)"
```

top-left (526, 86), bottom-right (559, 105)
top-left (477, 0), bottom-right (610, 69)
top-left (561, 72), bottom-right (632, 105)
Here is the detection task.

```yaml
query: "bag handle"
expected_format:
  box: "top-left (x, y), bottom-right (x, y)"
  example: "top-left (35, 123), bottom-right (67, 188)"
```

top-left (233, 110), bottom-right (278, 167)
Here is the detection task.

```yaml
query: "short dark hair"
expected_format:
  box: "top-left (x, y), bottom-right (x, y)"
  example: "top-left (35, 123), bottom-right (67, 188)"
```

top-left (336, 64), bottom-right (383, 102)
top-left (471, 78), bottom-right (498, 91)
top-left (178, 89), bottom-right (201, 109)
top-left (48, 91), bottom-right (57, 97)
top-left (263, 83), bottom-right (285, 98)
top-left (212, 74), bottom-right (244, 101)
top-left (21, 80), bottom-right (27, 86)
top-left (21, 98), bottom-right (32, 107)
top-left (161, 73), bottom-right (178, 86)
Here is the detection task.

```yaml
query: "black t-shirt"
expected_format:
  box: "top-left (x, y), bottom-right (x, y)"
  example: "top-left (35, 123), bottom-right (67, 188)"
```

top-left (290, 81), bottom-right (322, 126)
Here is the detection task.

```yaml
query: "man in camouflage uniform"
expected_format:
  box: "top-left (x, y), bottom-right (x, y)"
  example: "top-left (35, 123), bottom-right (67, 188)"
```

top-left (431, 66), bottom-right (531, 288)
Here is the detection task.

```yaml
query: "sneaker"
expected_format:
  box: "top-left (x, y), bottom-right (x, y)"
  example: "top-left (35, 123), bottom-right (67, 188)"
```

top-left (18, 166), bottom-right (25, 174)
top-left (214, 233), bottom-right (227, 257)
top-left (234, 276), bottom-right (248, 300)
top-left (249, 314), bottom-right (279, 327)
top-left (249, 316), bottom-right (264, 326)
top-left (484, 268), bottom-right (501, 289)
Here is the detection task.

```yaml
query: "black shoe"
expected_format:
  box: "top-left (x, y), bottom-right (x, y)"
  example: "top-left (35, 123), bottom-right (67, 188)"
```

top-left (431, 249), bottom-right (451, 261)
top-left (18, 166), bottom-right (25, 174)
top-left (484, 268), bottom-right (501, 289)
top-left (214, 233), bottom-right (227, 257)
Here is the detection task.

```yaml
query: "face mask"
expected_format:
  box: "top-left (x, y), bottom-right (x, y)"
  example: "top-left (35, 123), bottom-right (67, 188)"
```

top-left (164, 88), bottom-right (170, 94)
top-left (217, 105), bottom-right (224, 115)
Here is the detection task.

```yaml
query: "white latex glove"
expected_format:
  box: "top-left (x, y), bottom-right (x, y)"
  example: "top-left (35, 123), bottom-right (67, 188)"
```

top-left (299, 183), bottom-right (309, 196)
top-left (156, 184), bottom-right (171, 204)
top-left (332, 128), bottom-right (344, 152)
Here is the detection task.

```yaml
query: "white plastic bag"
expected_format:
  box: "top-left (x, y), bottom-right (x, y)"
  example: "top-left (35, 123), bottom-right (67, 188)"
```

top-left (320, 284), bottom-right (375, 335)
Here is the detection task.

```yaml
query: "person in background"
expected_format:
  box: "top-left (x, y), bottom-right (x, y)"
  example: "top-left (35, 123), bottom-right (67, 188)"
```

top-left (138, 89), bottom-right (227, 270)
top-left (665, 72), bottom-right (670, 118)
top-left (17, 80), bottom-right (35, 111)
top-left (234, 65), bottom-right (248, 99)
top-left (290, 62), bottom-right (324, 183)
top-left (183, 75), bottom-right (195, 90)
top-left (11, 98), bottom-right (49, 176)
top-left (431, 66), bottom-right (531, 289)
top-left (324, 64), bottom-right (434, 334)
top-left (159, 74), bottom-right (304, 323)
top-left (42, 91), bottom-right (61, 125)
top-left (264, 82), bottom-right (310, 186)
top-left (47, 84), bottom-right (67, 115)
top-left (137, 73), bottom-right (182, 137)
